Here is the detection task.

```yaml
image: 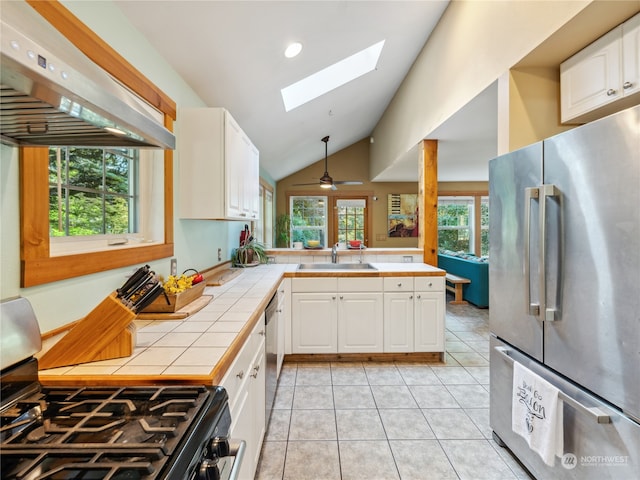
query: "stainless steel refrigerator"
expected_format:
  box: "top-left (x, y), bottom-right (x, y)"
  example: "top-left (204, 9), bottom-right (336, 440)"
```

top-left (489, 105), bottom-right (639, 479)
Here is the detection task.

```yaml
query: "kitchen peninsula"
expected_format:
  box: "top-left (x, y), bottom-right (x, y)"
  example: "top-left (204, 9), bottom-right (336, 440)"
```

top-left (37, 260), bottom-right (444, 386)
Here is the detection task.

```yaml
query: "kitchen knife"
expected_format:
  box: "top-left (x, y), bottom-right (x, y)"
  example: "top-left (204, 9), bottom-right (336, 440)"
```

top-left (117, 265), bottom-right (150, 298)
top-left (132, 282), bottom-right (165, 313)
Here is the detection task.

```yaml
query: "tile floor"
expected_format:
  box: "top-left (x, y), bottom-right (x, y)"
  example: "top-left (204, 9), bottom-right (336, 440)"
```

top-left (255, 299), bottom-right (533, 480)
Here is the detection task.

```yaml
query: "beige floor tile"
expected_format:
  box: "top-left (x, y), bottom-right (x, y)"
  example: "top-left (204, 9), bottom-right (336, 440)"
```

top-left (379, 408), bottom-right (435, 439)
top-left (288, 409), bottom-right (336, 441)
top-left (293, 385), bottom-right (334, 409)
top-left (339, 440), bottom-right (399, 480)
top-left (333, 385), bottom-right (376, 409)
top-left (256, 441), bottom-right (286, 480)
top-left (284, 441), bottom-right (341, 480)
top-left (371, 385), bottom-right (418, 408)
top-left (421, 408), bottom-right (484, 439)
top-left (389, 440), bottom-right (458, 480)
top-left (335, 409), bottom-right (386, 440)
top-left (440, 439), bottom-right (518, 480)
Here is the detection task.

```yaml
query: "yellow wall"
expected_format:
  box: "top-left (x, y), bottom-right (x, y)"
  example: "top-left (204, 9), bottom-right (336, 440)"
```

top-left (276, 139), bottom-right (420, 248)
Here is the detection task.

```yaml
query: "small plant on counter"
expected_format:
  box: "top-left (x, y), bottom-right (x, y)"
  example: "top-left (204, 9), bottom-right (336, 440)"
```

top-left (232, 238), bottom-right (268, 266)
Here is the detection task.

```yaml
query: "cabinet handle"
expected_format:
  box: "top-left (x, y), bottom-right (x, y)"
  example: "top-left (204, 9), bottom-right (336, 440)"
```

top-left (332, 296), bottom-right (336, 300)
top-left (409, 295), bottom-right (413, 300)
top-left (397, 283), bottom-right (402, 287)
top-left (428, 282), bottom-right (433, 287)
top-left (623, 81), bottom-right (633, 90)
top-left (251, 365), bottom-right (260, 378)
top-left (606, 88), bottom-right (616, 96)
top-left (258, 330), bottom-right (265, 336)
top-left (236, 370), bottom-right (244, 379)
top-left (340, 295), bottom-right (344, 300)
top-left (417, 294), bottom-right (421, 299)
top-left (239, 213), bottom-right (247, 217)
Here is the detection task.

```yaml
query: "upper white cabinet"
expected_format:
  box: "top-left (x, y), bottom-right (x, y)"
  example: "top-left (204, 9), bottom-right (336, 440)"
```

top-left (561, 13), bottom-right (640, 123)
top-left (178, 107), bottom-right (260, 220)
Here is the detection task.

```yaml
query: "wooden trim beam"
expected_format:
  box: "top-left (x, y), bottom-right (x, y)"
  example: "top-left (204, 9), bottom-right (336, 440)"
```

top-left (422, 140), bottom-right (438, 266)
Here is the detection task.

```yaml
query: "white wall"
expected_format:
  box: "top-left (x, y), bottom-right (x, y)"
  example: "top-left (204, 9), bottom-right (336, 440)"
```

top-left (0, 1), bottom-right (243, 333)
top-left (370, 0), bottom-right (591, 179)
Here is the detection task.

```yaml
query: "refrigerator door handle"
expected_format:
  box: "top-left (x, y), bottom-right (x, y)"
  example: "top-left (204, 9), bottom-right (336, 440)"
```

top-left (539, 184), bottom-right (559, 322)
top-left (494, 346), bottom-right (611, 424)
top-left (524, 187), bottom-right (540, 316)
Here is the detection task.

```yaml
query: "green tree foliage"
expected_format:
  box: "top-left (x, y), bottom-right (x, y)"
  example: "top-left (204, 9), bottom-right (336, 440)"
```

top-left (49, 147), bottom-right (133, 236)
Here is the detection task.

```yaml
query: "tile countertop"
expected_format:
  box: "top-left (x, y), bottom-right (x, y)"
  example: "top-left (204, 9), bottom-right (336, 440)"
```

top-left (37, 262), bottom-right (444, 387)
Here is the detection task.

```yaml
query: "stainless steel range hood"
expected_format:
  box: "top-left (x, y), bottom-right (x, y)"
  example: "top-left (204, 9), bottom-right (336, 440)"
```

top-left (0, 2), bottom-right (175, 149)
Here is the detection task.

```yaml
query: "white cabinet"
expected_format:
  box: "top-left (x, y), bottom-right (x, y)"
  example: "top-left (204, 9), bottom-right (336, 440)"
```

top-left (291, 277), bottom-right (384, 353)
top-left (276, 278), bottom-right (289, 376)
top-left (383, 277), bottom-right (414, 353)
top-left (414, 277), bottom-right (445, 352)
top-left (221, 316), bottom-right (266, 480)
top-left (291, 292), bottom-right (338, 353)
top-left (561, 13), bottom-right (640, 123)
top-left (291, 275), bottom-right (445, 354)
top-left (178, 107), bottom-right (260, 220)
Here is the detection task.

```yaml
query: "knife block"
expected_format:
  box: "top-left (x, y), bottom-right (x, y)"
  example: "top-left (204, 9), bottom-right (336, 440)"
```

top-left (38, 293), bottom-right (136, 370)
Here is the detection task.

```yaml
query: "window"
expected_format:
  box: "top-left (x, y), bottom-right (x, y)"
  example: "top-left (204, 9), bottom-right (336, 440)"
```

top-left (336, 198), bottom-right (366, 243)
top-left (255, 180), bottom-right (274, 247)
top-left (438, 195), bottom-right (489, 256)
top-left (290, 196), bottom-right (327, 246)
top-left (49, 147), bottom-right (138, 237)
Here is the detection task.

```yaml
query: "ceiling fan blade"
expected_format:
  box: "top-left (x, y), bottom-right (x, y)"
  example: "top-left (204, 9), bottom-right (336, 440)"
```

top-left (334, 180), bottom-right (364, 185)
top-left (292, 182), bottom-right (322, 186)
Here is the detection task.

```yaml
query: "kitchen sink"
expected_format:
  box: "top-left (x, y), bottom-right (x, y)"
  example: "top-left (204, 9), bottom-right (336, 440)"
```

top-left (297, 263), bottom-right (377, 270)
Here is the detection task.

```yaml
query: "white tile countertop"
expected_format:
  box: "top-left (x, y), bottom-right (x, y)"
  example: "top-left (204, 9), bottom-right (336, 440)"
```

top-left (38, 262), bottom-right (444, 386)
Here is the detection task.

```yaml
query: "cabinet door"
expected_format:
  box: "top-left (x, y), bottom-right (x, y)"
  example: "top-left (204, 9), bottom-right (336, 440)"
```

top-left (245, 141), bottom-right (260, 220)
top-left (414, 292), bottom-right (445, 352)
top-left (338, 293), bottom-right (383, 353)
top-left (291, 293), bottom-right (337, 353)
top-left (560, 27), bottom-right (621, 122)
top-left (224, 112), bottom-right (245, 218)
top-left (249, 344), bottom-right (266, 476)
top-left (276, 279), bottom-right (289, 376)
top-left (383, 292), bottom-right (414, 352)
top-left (622, 13), bottom-right (640, 98)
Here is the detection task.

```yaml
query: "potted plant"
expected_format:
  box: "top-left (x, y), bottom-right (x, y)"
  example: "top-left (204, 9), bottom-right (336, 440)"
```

top-left (232, 238), bottom-right (268, 267)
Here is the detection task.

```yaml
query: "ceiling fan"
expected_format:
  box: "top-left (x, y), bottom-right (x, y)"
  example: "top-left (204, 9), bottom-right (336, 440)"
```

top-left (294, 136), bottom-right (363, 190)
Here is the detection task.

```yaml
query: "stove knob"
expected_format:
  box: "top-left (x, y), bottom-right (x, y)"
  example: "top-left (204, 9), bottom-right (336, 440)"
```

top-left (198, 458), bottom-right (221, 480)
top-left (207, 436), bottom-right (230, 459)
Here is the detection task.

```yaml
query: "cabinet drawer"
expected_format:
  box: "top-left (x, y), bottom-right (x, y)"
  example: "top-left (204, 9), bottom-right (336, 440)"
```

top-left (292, 277), bottom-right (338, 292)
top-left (383, 277), bottom-right (414, 292)
top-left (414, 276), bottom-right (444, 291)
top-left (338, 277), bottom-right (383, 292)
top-left (221, 315), bottom-right (265, 411)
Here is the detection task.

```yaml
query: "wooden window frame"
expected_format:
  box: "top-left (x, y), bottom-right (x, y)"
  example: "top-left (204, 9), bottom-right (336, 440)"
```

top-left (285, 190), bottom-right (374, 247)
top-left (20, 1), bottom-right (176, 287)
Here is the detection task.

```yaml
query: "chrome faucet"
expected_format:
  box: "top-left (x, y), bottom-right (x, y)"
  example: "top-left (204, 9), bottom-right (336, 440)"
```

top-left (331, 243), bottom-right (338, 263)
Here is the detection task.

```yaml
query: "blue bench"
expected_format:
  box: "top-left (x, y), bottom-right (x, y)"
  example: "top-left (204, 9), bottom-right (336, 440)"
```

top-left (437, 253), bottom-right (489, 308)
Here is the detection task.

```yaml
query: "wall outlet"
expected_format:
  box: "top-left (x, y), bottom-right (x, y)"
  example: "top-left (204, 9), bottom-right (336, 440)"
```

top-left (170, 258), bottom-right (178, 276)
top-left (403, 256), bottom-right (413, 263)
top-left (218, 248), bottom-right (222, 262)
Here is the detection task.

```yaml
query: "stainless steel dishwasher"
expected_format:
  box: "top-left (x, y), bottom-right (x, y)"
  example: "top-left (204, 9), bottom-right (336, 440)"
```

top-left (264, 291), bottom-right (278, 424)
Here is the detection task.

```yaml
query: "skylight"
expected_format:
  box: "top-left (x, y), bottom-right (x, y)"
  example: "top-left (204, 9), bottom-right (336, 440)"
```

top-left (281, 40), bottom-right (385, 112)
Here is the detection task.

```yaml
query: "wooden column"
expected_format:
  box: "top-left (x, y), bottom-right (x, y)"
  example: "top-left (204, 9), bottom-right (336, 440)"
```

top-left (421, 140), bottom-right (438, 266)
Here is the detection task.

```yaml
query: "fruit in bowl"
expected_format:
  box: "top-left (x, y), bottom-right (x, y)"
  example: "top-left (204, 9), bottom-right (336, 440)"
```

top-left (307, 240), bottom-right (320, 247)
top-left (349, 240), bottom-right (362, 248)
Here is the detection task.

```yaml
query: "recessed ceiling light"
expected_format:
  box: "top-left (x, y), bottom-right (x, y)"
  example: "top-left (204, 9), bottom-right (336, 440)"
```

top-left (281, 40), bottom-right (385, 112)
top-left (284, 42), bottom-right (302, 58)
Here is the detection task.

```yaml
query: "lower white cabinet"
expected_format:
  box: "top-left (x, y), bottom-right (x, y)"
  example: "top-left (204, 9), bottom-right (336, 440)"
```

top-left (338, 292), bottom-right (383, 353)
top-left (290, 275), bottom-right (445, 354)
top-left (276, 279), bottom-right (289, 377)
top-left (414, 277), bottom-right (445, 352)
top-left (221, 316), bottom-right (266, 480)
top-left (291, 292), bottom-right (338, 353)
top-left (383, 292), bottom-right (414, 352)
top-left (291, 277), bottom-right (384, 353)
top-left (414, 291), bottom-right (445, 351)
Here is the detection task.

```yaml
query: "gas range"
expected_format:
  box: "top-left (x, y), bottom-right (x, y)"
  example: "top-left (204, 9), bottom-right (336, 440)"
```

top-left (0, 297), bottom-right (244, 480)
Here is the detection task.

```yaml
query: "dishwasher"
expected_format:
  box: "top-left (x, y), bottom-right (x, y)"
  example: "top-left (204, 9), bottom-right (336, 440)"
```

top-left (264, 291), bottom-right (278, 424)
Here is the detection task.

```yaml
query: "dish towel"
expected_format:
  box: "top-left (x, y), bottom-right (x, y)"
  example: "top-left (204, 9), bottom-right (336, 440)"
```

top-left (512, 361), bottom-right (564, 466)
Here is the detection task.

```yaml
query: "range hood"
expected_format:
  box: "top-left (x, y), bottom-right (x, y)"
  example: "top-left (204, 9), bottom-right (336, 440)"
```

top-left (0, 2), bottom-right (175, 149)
